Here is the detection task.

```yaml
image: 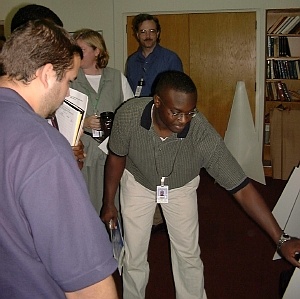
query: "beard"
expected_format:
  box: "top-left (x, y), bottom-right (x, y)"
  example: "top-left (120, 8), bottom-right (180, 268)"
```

top-left (41, 82), bottom-right (64, 118)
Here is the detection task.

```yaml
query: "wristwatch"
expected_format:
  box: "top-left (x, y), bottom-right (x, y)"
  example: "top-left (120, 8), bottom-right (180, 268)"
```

top-left (277, 232), bottom-right (291, 251)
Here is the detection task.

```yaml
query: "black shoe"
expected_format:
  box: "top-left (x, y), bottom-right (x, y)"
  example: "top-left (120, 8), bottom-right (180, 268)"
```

top-left (151, 223), bottom-right (167, 234)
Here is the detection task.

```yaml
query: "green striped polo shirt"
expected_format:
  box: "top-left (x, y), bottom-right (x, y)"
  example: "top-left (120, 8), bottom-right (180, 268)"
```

top-left (108, 97), bottom-right (248, 192)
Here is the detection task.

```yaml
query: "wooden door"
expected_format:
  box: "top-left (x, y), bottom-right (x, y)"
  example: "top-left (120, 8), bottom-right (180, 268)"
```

top-left (126, 12), bottom-right (256, 137)
top-left (190, 12), bottom-right (256, 137)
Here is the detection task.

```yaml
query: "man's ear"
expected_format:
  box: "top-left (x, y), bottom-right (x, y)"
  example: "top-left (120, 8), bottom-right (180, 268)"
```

top-left (153, 95), bottom-right (160, 107)
top-left (36, 63), bottom-right (55, 89)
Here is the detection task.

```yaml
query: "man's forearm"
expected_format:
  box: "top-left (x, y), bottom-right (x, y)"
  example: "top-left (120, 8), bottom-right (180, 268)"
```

top-left (233, 182), bottom-right (282, 243)
top-left (103, 152), bottom-right (126, 205)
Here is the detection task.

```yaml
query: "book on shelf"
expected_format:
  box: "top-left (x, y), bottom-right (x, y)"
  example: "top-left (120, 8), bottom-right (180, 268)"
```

top-left (274, 16), bottom-right (294, 34)
top-left (266, 81), bottom-right (292, 102)
top-left (289, 20), bottom-right (300, 34)
top-left (267, 36), bottom-right (274, 57)
top-left (268, 15), bottom-right (300, 35)
top-left (267, 16), bottom-right (288, 34)
top-left (281, 16), bottom-right (300, 34)
top-left (295, 59), bottom-right (300, 77)
top-left (267, 59), bottom-right (300, 79)
top-left (276, 81), bottom-right (286, 101)
top-left (282, 36), bottom-right (291, 57)
top-left (266, 82), bottom-right (275, 101)
top-left (281, 82), bottom-right (292, 101)
top-left (267, 36), bottom-right (290, 57)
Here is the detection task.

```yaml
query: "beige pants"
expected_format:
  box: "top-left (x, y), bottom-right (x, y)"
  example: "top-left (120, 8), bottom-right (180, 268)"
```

top-left (120, 169), bottom-right (207, 299)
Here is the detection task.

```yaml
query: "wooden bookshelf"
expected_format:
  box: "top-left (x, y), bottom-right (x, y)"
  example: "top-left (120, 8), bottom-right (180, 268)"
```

top-left (264, 9), bottom-right (300, 179)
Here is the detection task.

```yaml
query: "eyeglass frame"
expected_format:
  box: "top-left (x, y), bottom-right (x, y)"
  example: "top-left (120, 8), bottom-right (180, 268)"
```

top-left (138, 28), bottom-right (158, 35)
top-left (157, 96), bottom-right (198, 120)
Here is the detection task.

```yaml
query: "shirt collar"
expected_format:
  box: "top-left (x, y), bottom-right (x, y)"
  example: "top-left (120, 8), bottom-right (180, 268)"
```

top-left (137, 44), bottom-right (161, 59)
top-left (140, 99), bottom-right (190, 138)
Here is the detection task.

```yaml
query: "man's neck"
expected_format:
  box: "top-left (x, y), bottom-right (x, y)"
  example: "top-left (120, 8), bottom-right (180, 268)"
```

top-left (142, 44), bottom-right (157, 58)
top-left (152, 106), bottom-right (172, 138)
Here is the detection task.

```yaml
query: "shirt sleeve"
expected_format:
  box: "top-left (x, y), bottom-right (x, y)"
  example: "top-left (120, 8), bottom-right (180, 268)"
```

top-left (169, 53), bottom-right (184, 72)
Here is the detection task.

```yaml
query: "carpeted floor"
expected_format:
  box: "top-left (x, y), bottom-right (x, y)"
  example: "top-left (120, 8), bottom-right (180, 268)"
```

top-left (113, 169), bottom-right (292, 299)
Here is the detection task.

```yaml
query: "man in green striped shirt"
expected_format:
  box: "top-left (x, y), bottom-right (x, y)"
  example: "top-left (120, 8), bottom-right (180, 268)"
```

top-left (101, 70), bottom-right (300, 299)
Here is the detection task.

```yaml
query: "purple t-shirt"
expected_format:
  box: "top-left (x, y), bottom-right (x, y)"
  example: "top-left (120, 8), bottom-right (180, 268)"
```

top-left (0, 88), bottom-right (117, 298)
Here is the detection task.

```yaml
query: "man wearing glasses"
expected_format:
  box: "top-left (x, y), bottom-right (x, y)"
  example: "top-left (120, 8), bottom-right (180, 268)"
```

top-left (125, 13), bottom-right (183, 98)
top-left (101, 70), bottom-right (300, 299)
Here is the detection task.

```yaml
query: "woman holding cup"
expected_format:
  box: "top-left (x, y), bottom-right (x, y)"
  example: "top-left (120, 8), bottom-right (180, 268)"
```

top-left (71, 29), bottom-right (133, 214)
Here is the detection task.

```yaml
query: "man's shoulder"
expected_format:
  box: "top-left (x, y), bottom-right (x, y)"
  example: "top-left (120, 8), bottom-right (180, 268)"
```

top-left (121, 96), bottom-right (152, 108)
top-left (116, 97), bottom-right (150, 114)
top-left (126, 49), bottom-right (141, 63)
top-left (155, 44), bottom-right (179, 57)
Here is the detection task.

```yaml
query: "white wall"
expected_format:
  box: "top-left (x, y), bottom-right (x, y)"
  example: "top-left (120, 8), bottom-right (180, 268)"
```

top-left (1, 0), bottom-right (115, 64)
top-left (1, 0), bottom-right (300, 143)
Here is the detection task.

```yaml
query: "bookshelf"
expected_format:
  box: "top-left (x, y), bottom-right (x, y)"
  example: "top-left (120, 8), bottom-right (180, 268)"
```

top-left (264, 9), bottom-right (300, 179)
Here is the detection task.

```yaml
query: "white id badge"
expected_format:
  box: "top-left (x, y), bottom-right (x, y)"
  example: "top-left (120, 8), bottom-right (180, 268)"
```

top-left (156, 185), bottom-right (169, 203)
top-left (135, 85), bottom-right (142, 97)
top-left (92, 129), bottom-right (100, 137)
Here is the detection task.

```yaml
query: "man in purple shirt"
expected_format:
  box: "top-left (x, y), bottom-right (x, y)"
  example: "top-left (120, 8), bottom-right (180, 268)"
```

top-left (0, 19), bottom-right (118, 299)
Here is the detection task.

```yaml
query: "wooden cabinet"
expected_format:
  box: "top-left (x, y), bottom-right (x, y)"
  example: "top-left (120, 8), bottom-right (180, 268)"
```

top-left (264, 9), bottom-right (300, 179)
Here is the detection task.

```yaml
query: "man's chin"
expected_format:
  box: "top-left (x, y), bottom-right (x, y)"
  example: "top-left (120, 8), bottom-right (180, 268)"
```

top-left (142, 41), bottom-right (155, 48)
top-left (171, 125), bottom-right (185, 133)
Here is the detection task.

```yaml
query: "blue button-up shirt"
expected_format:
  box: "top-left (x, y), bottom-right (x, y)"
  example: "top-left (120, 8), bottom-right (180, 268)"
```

top-left (125, 44), bottom-right (183, 96)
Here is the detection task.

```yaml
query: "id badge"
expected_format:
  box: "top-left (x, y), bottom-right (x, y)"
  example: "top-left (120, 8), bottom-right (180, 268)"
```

top-left (156, 185), bottom-right (168, 203)
top-left (92, 129), bottom-right (100, 137)
top-left (134, 79), bottom-right (145, 97)
top-left (135, 85), bottom-right (142, 97)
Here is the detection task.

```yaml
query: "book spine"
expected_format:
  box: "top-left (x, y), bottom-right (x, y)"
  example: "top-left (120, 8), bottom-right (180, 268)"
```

top-left (281, 82), bottom-right (292, 102)
top-left (276, 81), bottom-right (286, 101)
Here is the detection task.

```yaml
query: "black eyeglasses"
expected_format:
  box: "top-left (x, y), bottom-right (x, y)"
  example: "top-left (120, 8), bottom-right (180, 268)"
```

top-left (158, 96), bottom-right (198, 120)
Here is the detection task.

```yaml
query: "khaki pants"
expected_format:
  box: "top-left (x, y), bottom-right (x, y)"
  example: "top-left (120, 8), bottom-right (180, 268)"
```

top-left (120, 169), bottom-right (207, 299)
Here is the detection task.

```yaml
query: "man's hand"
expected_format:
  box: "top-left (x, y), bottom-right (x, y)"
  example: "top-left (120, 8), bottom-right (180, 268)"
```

top-left (279, 238), bottom-right (300, 268)
top-left (100, 204), bottom-right (118, 229)
top-left (72, 139), bottom-right (85, 170)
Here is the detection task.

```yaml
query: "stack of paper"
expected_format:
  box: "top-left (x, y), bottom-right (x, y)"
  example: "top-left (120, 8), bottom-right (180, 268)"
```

top-left (56, 88), bottom-right (88, 146)
top-left (110, 218), bottom-right (125, 275)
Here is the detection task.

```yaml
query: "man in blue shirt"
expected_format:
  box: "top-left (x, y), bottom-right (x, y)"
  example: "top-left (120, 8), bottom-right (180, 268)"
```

top-left (126, 13), bottom-right (183, 97)
top-left (126, 14), bottom-right (183, 229)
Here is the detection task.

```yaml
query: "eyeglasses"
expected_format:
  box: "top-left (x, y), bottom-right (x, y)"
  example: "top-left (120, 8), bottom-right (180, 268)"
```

top-left (139, 29), bottom-right (157, 35)
top-left (158, 97), bottom-right (198, 120)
